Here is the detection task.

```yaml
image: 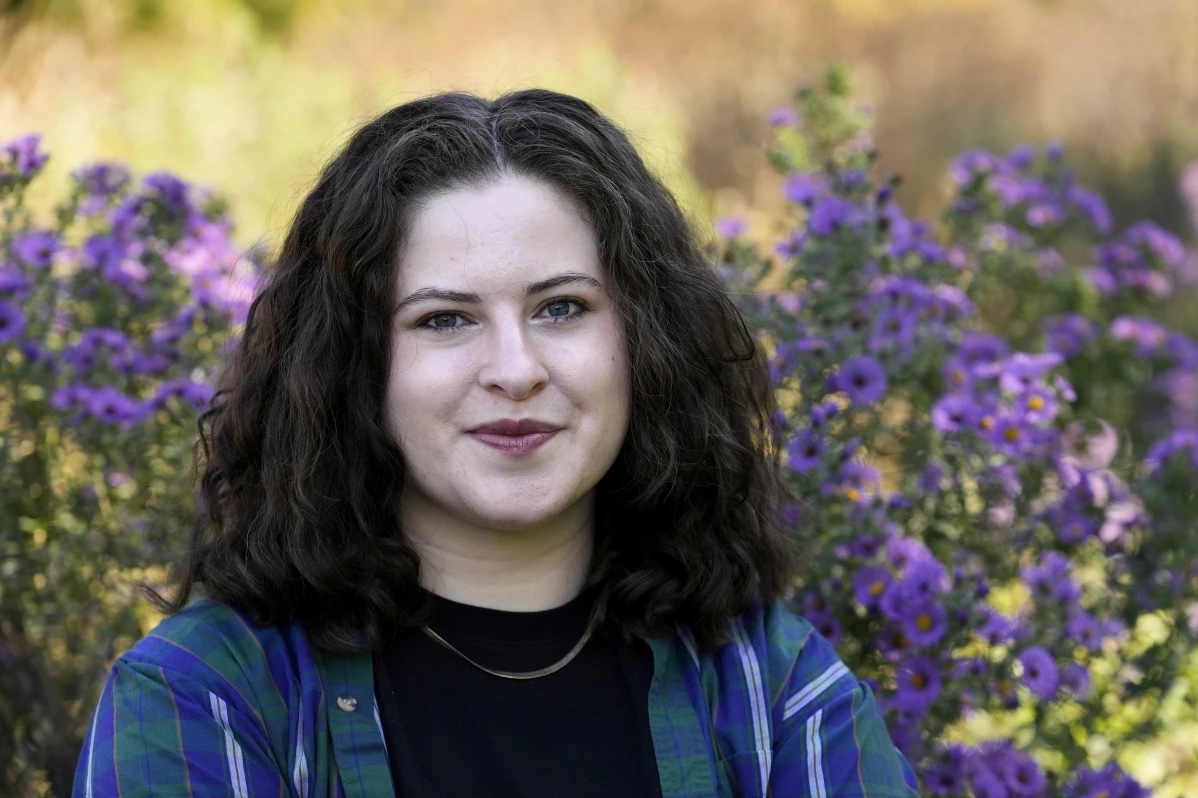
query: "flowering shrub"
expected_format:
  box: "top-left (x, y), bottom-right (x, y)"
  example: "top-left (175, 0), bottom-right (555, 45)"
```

top-left (716, 65), bottom-right (1197, 796)
top-left (3, 69), bottom-right (1196, 795)
top-left (0, 135), bottom-right (257, 794)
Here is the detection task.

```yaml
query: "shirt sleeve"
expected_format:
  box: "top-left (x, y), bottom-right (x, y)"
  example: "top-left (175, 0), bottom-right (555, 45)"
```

top-left (768, 677), bottom-right (920, 797)
top-left (72, 657), bottom-right (288, 798)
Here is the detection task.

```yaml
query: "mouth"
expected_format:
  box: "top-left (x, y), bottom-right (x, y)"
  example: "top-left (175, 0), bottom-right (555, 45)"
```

top-left (468, 430), bottom-right (559, 457)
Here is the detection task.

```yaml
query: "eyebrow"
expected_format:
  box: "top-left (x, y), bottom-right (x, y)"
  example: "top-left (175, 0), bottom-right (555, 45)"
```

top-left (393, 272), bottom-right (606, 315)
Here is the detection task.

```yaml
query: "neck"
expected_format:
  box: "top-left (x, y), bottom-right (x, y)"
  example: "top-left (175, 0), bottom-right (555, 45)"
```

top-left (400, 495), bottom-right (595, 612)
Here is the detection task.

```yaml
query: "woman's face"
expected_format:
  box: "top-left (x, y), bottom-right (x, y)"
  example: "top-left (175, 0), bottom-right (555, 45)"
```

top-left (387, 173), bottom-right (631, 534)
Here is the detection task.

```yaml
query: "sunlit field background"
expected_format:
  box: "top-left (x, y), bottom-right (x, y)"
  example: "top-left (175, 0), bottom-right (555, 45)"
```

top-left (2, 0), bottom-right (1197, 794)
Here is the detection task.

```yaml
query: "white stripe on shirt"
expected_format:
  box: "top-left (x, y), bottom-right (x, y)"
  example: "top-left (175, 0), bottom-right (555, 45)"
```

top-left (732, 618), bottom-right (772, 794)
top-left (783, 661), bottom-right (850, 721)
top-left (209, 692), bottom-right (249, 798)
top-left (85, 695), bottom-right (102, 798)
top-left (806, 707), bottom-right (827, 798)
top-left (292, 709), bottom-right (309, 798)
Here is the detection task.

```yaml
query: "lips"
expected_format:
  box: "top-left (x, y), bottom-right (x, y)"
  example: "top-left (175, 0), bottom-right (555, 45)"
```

top-left (469, 418), bottom-right (560, 436)
top-left (467, 418), bottom-right (561, 457)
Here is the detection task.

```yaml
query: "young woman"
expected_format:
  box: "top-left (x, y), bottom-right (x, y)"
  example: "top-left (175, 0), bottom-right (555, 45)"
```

top-left (72, 88), bottom-right (919, 797)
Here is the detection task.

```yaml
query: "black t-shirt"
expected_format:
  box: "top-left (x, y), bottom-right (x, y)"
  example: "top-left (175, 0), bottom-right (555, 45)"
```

top-left (372, 586), bottom-right (662, 798)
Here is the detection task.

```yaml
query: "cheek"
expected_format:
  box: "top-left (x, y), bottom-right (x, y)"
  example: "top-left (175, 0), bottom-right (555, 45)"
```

top-left (385, 342), bottom-right (469, 435)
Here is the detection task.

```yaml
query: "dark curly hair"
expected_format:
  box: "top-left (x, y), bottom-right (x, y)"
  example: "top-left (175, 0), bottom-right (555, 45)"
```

top-left (148, 88), bottom-right (800, 654)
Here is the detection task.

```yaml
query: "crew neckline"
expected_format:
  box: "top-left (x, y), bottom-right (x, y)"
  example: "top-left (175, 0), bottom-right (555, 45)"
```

top-left (421, 585), bottom-right (598, 644)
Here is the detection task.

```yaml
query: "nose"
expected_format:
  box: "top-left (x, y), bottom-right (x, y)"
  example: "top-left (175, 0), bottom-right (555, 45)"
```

top-left (477, 314), bottom-right (549, 400)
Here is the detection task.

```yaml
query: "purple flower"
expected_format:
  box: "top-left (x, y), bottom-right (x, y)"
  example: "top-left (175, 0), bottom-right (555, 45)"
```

top-left (1053, 510), bottom-right (1096, 545)
top-left (73, 162), bottom-right (131, 202)
top-left (1126, 220), bottom-right (1185, 267)
top-left (879, 581), bottom-right (914, 623)
top-left (868, 307), bottom-right (917, 360)
top-left (807, 195), bottom-right (860, 236)
top-left (1022, 552), bottom-right (1079, 605)
top-left (1043, 313), bottom-right (1096, 358)
top-left (1005, 144), bottom-right (1035, 170)
top-left (903, 557), bottom-right (949, 598)
top-left (852, 566), bottom-right (892, 611)
top-left (849, 534), bottom-right (884, 559)
top-left (958, 332), bottom-right (1010, 373)
top-left (950, 149), bottom-right (1003, 185)
top-left (1001, 749), bottom-right (1047, 796)
top-left (931, 393), bottom-right (976, 433)
top-left (831, 460), bottom-right (881, 504)
top-left (787, 429), bottom-right (825, 474)
top-left (833, 355), bottom-right (888, 405)
top-left (977, 610), bottom-right (1017, 646)
top-left (806, 610), bottom-right (842, 644)
top-left (902, 601), bottom-right (948, 647)
top-left (885, 536), bottom-right (931, 572)
top-left (783, 172), bottom-right (825, 205)
top-left (1026, 203), bottom-right (1063, 227)
top-left (999, 352), bottom-right (1063, 394)
top-left (809, 399), bottom-right (839, 428)
top-left (1060, 662), bottom-right (1091, 699)
top-left (1016, 385), bottom-right (1059, 424)
top-left (715, 216), bottom-right (748, 240)
top-left (85, 386), bottom-right (145, 425)
top-left (941, 356), bottom-right (974, 392)
top-left (969, 769), bottom-right (1008, 798)
top-left (1111, 316), bottom-right (1170, 357)
top-left (1066, 763), bottom-right (1151, 798)
top-left (925, 745), bottom-right (967, 796)
top-left (154, 379), bottom-right (214, 411)
top-left (951, 657), bottom-right (988, 680)
top-left (767, 106), bottom-right (801, 127)
top-left (987, 412), bottom-right (1032, 455)
top-left (1, 133), bottom-right (49, 182)
top-left (1065, 611), bottom-right (1104, 652)
top-left (867, 274), bottom-right (931, 309)
top-left (928, 284), bottom-right (972, 323)
top-left (919, 462), bottom-right (944, 493)
top-left (12, 230), bottom-right (59, 268)
top-left (1145, 428), bottom-right (1198, 472)
top-left (1066, 185), bottom-right (1112, 234)
top-left (142, 171), bottom-right (193, 219)
top-left (0, 300), bottom-right (26, 342)
top-left (0, 266), bottom-right (29, 296)
top-left (893, 655), bottom-right (942, 711)
top-left (774, 230), bottom-right (806, 259)
top-left (1017, 646), bottom-right (1059, 700)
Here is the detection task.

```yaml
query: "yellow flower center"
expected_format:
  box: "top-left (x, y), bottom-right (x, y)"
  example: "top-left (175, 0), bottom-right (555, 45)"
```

top-left (845, 487), bottom-right (861, 502)
top-left (1005, 427), bottom-right (1020, 442)
top-left (980, 416), bottom-right (994, 430)
top-left (917, 614), bottom-right (934, 632)
top-left (911, 673), bottom-right (927, 689)
top-left (869, 581), bottom-right (885, 597)
top-left (1028, 395), bottom-right (1045, 410)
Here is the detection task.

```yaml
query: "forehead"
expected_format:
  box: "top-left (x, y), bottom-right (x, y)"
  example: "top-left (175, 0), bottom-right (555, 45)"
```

top-left (398, 174), bottom-right (602, 287)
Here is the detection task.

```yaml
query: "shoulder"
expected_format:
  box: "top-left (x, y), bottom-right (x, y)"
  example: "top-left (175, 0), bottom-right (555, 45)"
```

top-left (720, 598), bottom-right (856, 724)
top-left (119, 597), bottom-right (314, 726)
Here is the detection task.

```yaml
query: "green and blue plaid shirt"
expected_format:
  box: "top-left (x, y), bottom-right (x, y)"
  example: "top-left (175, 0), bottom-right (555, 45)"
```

top-left (73, 597), bottom-right (920, 797)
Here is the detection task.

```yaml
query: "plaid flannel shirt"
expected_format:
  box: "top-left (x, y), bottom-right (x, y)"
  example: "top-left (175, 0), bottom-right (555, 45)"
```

top-left (73, 597), bottom-right (920, 797)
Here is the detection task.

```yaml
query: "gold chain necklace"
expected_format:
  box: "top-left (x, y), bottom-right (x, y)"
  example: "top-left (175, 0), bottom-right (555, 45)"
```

top-left (420, 606), bottom-right (601, 681)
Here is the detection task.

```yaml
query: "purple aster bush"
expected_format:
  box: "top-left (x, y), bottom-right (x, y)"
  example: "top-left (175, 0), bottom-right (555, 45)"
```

top-left (720, 66), bottom-right (1196, 794)
top-left (0, 133), bottom-right (261, 792)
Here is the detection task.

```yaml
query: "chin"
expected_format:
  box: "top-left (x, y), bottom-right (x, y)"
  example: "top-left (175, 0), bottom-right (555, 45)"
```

top-left (465, 492), bottom-right (578, 531)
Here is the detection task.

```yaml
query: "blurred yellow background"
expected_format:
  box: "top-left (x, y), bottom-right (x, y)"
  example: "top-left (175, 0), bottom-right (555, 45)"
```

top-left (3, 0), bottom-right (1196, 254)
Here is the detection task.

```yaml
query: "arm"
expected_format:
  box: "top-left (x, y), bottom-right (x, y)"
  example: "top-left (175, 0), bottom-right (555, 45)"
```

top-left (73, 657), bottom-right (289, 798)
top-left (768, 677), bottom-right (920, 797)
